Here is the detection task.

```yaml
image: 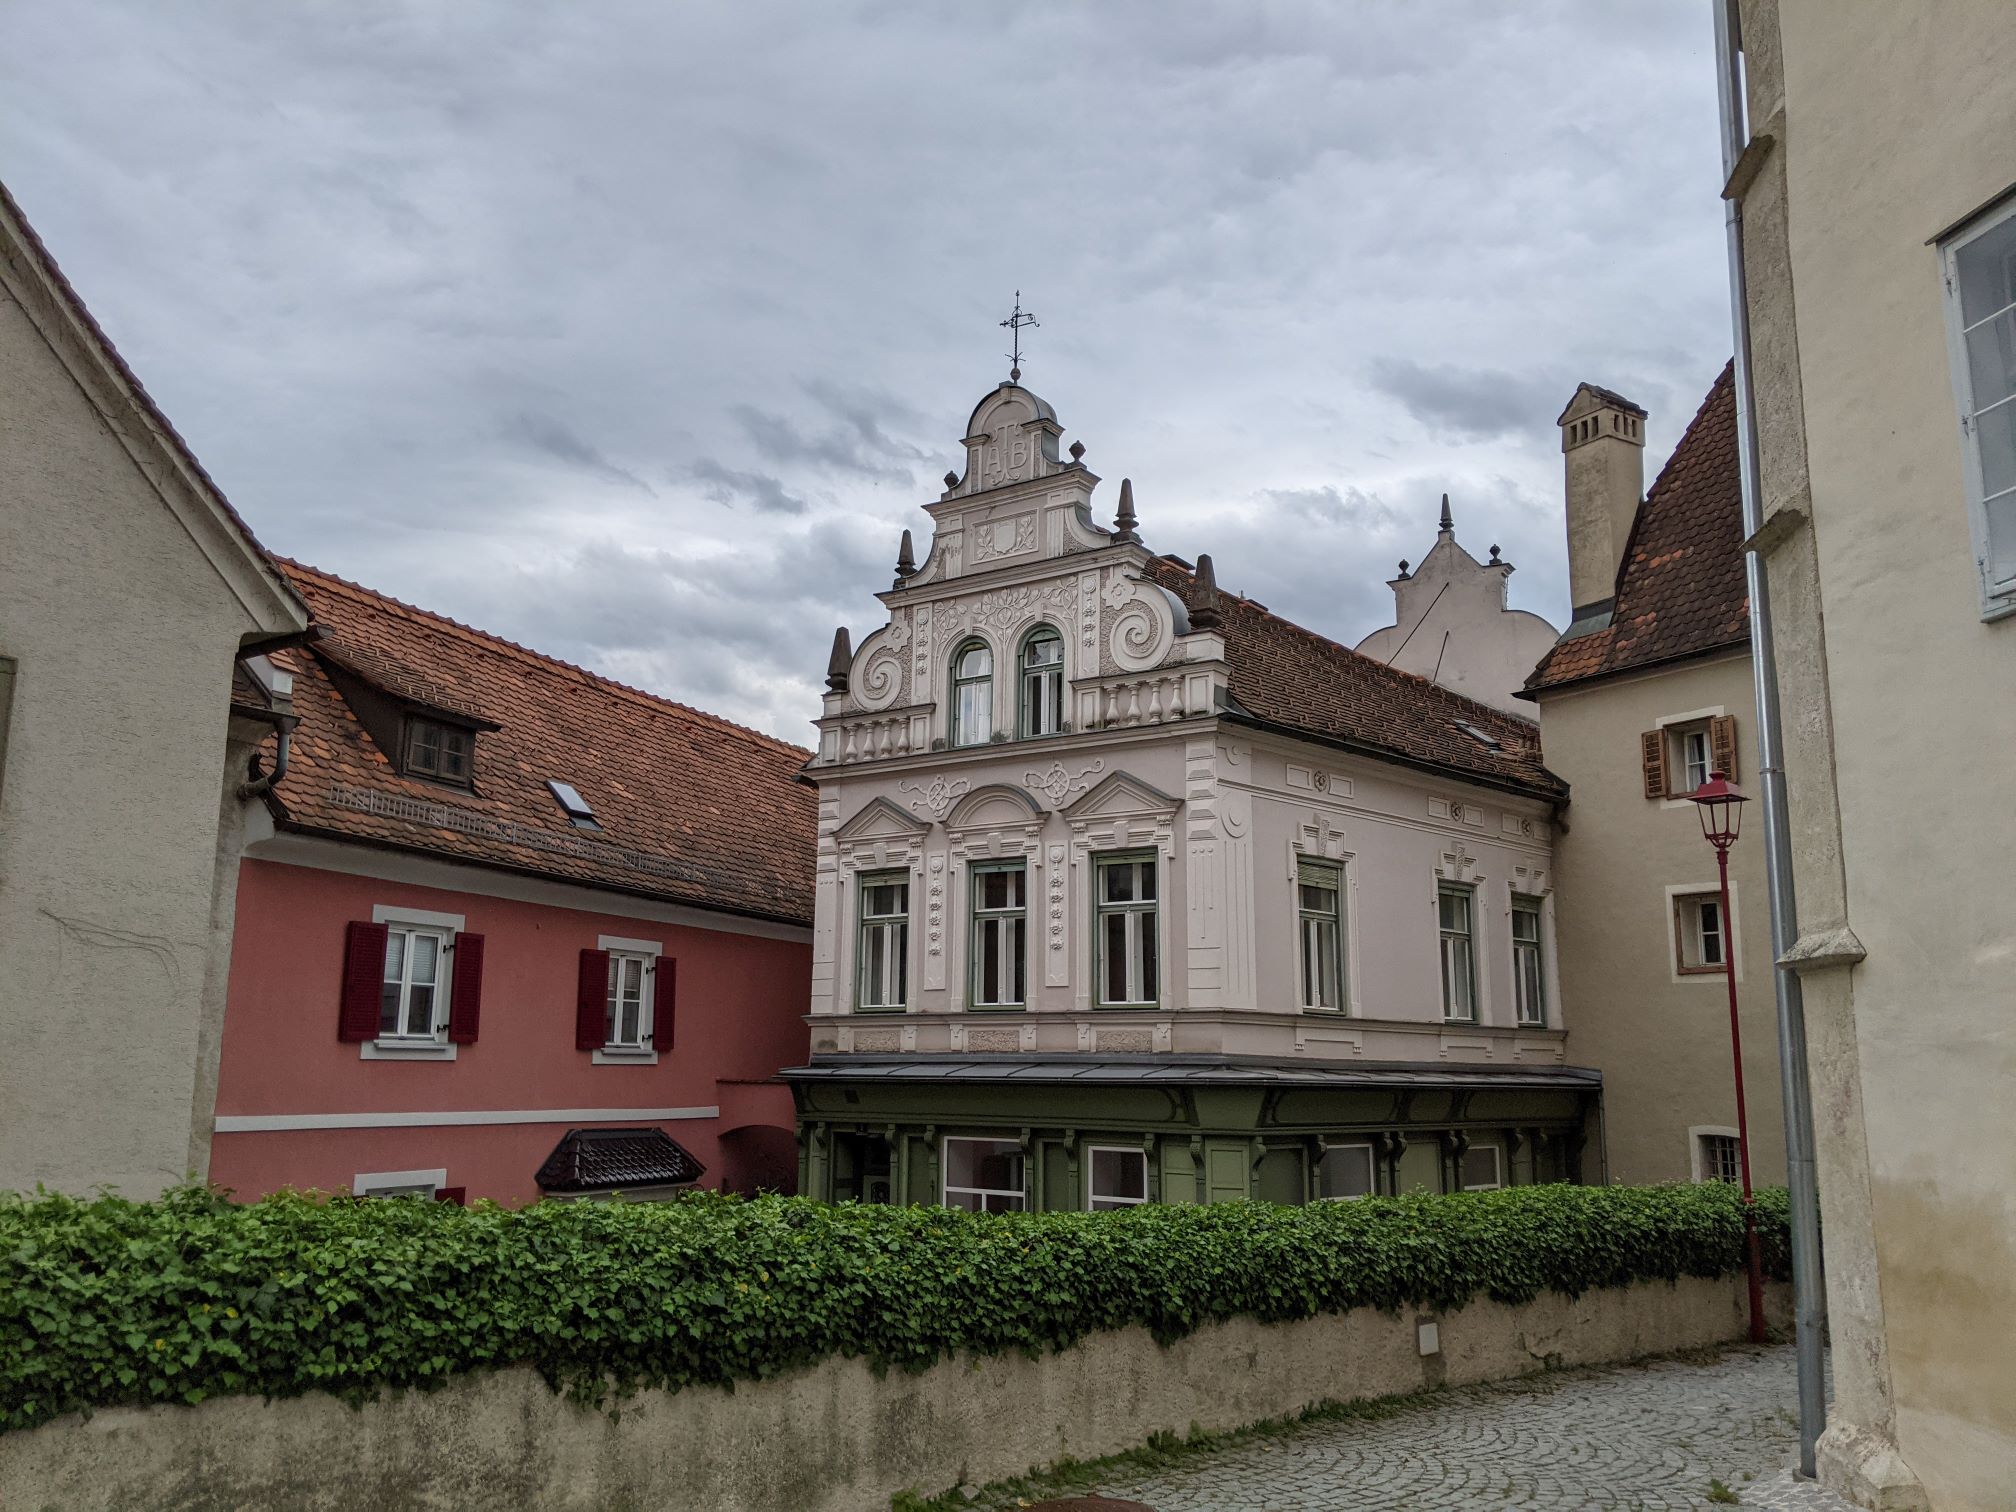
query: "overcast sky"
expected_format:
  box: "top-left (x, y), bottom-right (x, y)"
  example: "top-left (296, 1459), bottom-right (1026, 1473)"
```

top-left (3, 2), bottom-right (1733, 743)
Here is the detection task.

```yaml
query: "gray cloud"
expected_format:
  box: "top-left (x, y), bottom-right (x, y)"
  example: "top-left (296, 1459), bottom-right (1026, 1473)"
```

top-left (0, 0), bottom-right (1733, 738)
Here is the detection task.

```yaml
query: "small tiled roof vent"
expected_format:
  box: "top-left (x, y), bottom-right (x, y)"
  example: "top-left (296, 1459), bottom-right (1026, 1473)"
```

top-left (535, 1127), bottom-right (706, 1194)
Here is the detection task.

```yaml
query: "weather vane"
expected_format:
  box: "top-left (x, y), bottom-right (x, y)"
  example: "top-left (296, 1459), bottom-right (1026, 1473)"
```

top-left (1001, 291), bottom-right (1038, 383)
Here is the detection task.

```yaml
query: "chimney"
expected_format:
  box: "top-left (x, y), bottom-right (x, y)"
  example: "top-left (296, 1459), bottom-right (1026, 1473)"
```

top-left (1557, 383), bottom-right (1647, 623)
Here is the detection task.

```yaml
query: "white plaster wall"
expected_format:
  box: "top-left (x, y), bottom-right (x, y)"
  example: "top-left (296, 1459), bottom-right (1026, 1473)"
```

top-left (1763, 5), bottom-right (2016, 1505)
top-left (0, 1275), bottom-right (1790, 1512)
top-left (0, 279), bottom-right (260, 1197)
top-left (1354, 535), bottom-right (1559, 717)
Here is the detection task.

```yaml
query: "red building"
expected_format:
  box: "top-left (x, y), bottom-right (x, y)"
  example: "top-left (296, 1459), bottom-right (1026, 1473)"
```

top-left (212, 562), bottom-right (814, 1204)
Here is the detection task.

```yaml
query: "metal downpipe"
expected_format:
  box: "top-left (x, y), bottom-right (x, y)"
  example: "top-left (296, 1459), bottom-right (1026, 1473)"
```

top-left (1712, 0), bottom-right (1827, 1479)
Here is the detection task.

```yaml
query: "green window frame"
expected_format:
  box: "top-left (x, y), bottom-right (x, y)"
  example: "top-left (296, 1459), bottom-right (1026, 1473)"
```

top-left (1094, 852), bottom-right (1159, 1007)
top-left (1297, 858), bottom-right (1345, 1011)
top-left (950, 639), bottom-right (993, 747)
top-left (1511, 893), bottom-right (1546, 1026)
top-left (855, 871), bottom-right (910, 1012)
top-left (1438, 882), bottom-right (1477, 1022)
top-left (968, 861), bottom-right (1028, 1009)
top-left (1018, 625), bottom-right (1065, 737)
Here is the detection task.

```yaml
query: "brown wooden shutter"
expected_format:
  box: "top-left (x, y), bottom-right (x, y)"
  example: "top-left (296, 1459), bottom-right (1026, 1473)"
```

top-left (434, 1186), bottom-right (466, 1206)
top-left (339, 921), bottom-right (389, 1042)
top-left (651, 958), bottom-right (675, 1050)
top-left (1639, 730), bottom-right (1668, 800)
top-left (1710, 715), bottom-right (1739, 781)
top-left (447, 933), bottom-right (484, 1044)
top-left (576, 948), bottom-right (610, 1050)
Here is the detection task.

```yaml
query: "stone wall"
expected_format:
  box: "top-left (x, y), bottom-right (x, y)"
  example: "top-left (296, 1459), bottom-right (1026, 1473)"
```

top-left (0, 1275), bottom-right (1788, 1512)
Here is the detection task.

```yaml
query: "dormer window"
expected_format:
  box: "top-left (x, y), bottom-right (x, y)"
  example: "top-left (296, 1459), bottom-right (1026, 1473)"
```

top-left (1019, 627), bottom-right (1065, 737)
top-left (951, 640), bottom-right (993, 747)
top-left (403, 718), bottom-right (472, 784)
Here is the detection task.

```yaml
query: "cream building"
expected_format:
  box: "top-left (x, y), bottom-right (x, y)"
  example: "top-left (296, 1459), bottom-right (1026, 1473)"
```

top-left (1353, 494), bottom-right (1559, 717)
top-left (787, 377), bottom-right (1598, 1211)
top-left (0, 183), bottom-right (311, 1197)
top-left (1719, 4), bottom-right (2016, 1508)
top-left (1522, 368), bottom-right (1783, 1190)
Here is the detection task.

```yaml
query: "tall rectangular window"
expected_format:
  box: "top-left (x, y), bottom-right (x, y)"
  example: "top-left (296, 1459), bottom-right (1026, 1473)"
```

top-left (380, 924), bottom-right (450, 1039)
top-left (943, 1137), bottom-right (1026, 1212)
top-left (1438, 883), bottom-right (1476, 1021)
top-left (1511, 894), bottom-right (1546, 1027)
top-left (969, 863), bottom-right (1027, 1008)
top-left (856, 872), bottom-right (910, 1011)
top-left (1941, 197), bottom-right (2016, 616)
top-left (1095, 854), bottom-right (1158, 1006)
top-left (1019, 628), bottom-right (1065, 737)
top-left (1674, 891), bottom-right (1726, 975)
top-left (1298, 859), bottom-right (1345, 1011)
top-left (605, 952), bottom-right (654, 1047)
top-left (1087, 1147), bottom-right (1149, 1210)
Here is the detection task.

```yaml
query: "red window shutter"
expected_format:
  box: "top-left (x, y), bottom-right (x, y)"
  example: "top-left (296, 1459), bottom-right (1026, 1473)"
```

top-left (339, 921), bottom-right (389, 1042)
top-left (1639, 730), bottom-right (1668, 800)
top-left (448, 932), bottom-right (485, 1044)
top-left (434, 1186), bottom-right (466, 1206)
top-left (651, 958), bottom-right (675, 1051)
top-left (577, 948), bottom-right (610, 1050)
top-left (1710, 715), bottom-right (1739, 782)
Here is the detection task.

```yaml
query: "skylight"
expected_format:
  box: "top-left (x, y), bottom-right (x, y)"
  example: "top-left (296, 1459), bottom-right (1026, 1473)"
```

top-left (1453, 721), bottom-right (1504, 753)
top-left (546, 779), bottom-right (600, 829)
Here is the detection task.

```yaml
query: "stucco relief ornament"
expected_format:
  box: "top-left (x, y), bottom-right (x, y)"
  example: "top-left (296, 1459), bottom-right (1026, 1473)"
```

top-left (1023, 758), bottom-right (1105, 807)
top-left (969, 513), bottom-right (1038, 563)
top-left (899, 774), bottom-right (970, 820)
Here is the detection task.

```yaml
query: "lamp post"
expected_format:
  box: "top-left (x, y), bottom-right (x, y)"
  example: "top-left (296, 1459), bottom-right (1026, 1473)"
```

top-left (1689, 769), bottom-right (1767, 1344)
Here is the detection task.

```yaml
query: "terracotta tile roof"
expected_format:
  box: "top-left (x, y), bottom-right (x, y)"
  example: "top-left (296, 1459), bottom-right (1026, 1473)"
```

top-left (1140, 559), bottom-right (1565, 800)
top-left (1525, 364), bottom-right (1748, 695)
top-left (269, 561), bottom-right (816, 926)
top-left (535, 1127), bottom-right (706, 1193)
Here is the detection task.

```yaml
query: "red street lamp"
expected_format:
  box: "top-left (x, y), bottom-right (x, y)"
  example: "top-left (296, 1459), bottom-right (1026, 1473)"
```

top-left (1689, 769), bottom-right (1767, 1344)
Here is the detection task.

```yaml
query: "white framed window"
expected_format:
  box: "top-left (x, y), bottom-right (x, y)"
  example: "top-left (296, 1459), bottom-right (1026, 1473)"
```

top-left (1672, 722), bottom-right (1713, 796)
top-left (1438, 883), bottom-right (1476, 1022)
top-left (595, 935), bottom-right (662, 1061)
top-left (1694, 1129), bottom-right (1743, 1185)
top-left (969, 862), bottom-right (1028, 1008)
top-left (1511, 894), bottom-right (1546, 1027)
top-left (856, 872), bottom-right (910, 1011)
top-left (1095, 853), bottom-right (1159, 1007)
top-left (1316, 1142), bottom-right (1376, 1200)
top-left (365, 904), bottom-right (463, 1058)
top-left (943, 1136), bottom-right (1026, 1212)
top-left (1298, 860), bottom-right (1346, 1012)
top-left (352, 1167), bottom-right (446, 1199)
top-left (1940, 194), bottom-right (2016, 617)
top-left (950, 639), bottom-right (993, 746)
top-left (1019, 626), bottom-right (1066, 737)
top-left (1674, 891), bottom-right (1727, 975)
top-left (1086, 1146), bottom-right (1149, 1210)
top-left (1459, 1145), bottom-right (1502, 1191)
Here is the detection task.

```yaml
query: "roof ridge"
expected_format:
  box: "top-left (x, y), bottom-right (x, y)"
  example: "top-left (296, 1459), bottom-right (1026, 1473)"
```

top-left (1151, 555), bottom-right (1539, 740)
top-left (1608, 360), bottom-right (1737, 616)
top-left (277, 558), bottom-right (812, 760)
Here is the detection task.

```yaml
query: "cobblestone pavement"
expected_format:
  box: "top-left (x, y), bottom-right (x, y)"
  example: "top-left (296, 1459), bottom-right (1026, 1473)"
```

top-left (1085, 1346), bottom-right (1856, 1511)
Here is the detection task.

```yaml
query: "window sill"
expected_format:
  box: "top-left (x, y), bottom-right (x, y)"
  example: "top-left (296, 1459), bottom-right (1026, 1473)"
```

top-left (1441, 1015), bottom-right (1480, 1026)
top-left (361, 1039), bottom-right (458, 1061)
top-left (1094, 1002), bottom-right (1159, 1011)
top-left (968, 1004), bottom-right (1027, 1013)
top-left (851, 1006), bottom-right (909, 1015)
top-left (592, 1046), bottom-right (661, 1065)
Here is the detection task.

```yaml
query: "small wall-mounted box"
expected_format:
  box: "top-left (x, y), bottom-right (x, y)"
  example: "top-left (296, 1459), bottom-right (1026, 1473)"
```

top-left (1417, 1320), bottom-right (1441, 1357)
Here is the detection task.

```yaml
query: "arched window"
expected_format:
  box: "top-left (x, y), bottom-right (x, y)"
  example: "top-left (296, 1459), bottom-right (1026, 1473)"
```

top-left (950, 639), bottom-right (993, 747)
top-left (1019, 626), bottom-right (1065, 737)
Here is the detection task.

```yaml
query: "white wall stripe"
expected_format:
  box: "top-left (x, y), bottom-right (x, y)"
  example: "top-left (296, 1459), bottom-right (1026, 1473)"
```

top-left (214, 1106), bottom-right (720, 1133)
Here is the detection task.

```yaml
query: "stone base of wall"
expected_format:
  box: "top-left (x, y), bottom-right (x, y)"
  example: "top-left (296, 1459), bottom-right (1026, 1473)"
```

top-left (0, 1276), bottom-right (1790, 1512)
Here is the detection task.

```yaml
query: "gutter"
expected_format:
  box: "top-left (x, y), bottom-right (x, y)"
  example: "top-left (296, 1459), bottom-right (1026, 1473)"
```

top-left (236, 716), bottom-right (297, 801)
top-left (1713, 0), bottom-right (1827, 1477)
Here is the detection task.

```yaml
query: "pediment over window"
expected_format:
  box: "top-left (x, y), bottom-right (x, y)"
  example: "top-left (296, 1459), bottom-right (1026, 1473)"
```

top-left (834, 795), bottom-right (930, 844)
top-left (944, 783), bottom-right (1044, 831)
top-left (1062, 769), bottom-right (1181, 822)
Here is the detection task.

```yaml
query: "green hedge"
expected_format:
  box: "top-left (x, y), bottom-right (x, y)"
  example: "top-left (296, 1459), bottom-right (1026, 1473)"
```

top-left (0, 1182), bottom-right (1788, 1433)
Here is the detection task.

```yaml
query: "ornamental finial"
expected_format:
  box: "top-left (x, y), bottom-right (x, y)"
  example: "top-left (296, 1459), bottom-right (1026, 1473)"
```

top-left (1113, 478), bottom-right (1141, 544)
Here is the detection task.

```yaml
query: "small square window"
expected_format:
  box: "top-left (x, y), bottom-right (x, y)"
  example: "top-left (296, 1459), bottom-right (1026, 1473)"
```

top-left (1087, 1146), bottom-right (1148, 1210)
top-left (1674, 891), bottom-right (1728, 975)
top-left (1316, 1142), bottom-right (1376, 1200)
top-left (1697, 1133), bottom-right (1742, 1185)
top-left (943, 1136), bottom-right (1026, 1212)
top-left (1460, 1145), bottom-right (1502, 1191)
top-left (404, 718), bottom-right (473, 784)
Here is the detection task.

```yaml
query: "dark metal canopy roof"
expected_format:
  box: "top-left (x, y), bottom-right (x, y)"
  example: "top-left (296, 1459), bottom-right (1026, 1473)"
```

top-left (535, 1127), bottom-right (706, 1194)
top-left (780, 1053), bottom-right (1601, 1092)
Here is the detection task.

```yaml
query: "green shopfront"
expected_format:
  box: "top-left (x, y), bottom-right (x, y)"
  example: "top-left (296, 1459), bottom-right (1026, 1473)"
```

top-left (786, 1056), bottom-right (1601, 1210)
